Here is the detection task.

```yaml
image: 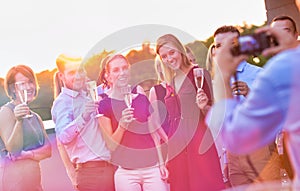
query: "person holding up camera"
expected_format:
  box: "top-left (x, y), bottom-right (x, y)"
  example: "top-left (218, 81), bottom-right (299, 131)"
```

top-left (270, 15), bottom-right (299, 182)
top-left (209, 25), bottom-right (281, 188)
top-left (209, 0), bottom-right (300, 187)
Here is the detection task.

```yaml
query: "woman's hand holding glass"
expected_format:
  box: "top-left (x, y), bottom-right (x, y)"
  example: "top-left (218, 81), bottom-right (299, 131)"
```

top-left (14, 81), bottom-right (33, 118)
top-left (14, 103), bottom-right (30, 121)
top-left (196, 89), bottom-right (209, 110)
top-left (119, 107), bottom-right (135, 130)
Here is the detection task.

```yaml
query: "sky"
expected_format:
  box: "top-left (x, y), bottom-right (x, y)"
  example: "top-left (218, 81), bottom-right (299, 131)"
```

top-left (0, 0), bottom-right (267, 78)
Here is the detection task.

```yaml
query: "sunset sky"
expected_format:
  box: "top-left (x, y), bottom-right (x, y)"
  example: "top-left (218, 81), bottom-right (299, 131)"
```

top-left (0, 0), bottom-right (267, 78)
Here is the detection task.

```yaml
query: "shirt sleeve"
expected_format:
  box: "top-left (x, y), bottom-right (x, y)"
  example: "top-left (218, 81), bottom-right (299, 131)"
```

top-left (51, 97), bottom-right (87, 144)
top-left (209, 62), bottom-right (290, 155)
top-left (98, 98), bottom-right (110, 117)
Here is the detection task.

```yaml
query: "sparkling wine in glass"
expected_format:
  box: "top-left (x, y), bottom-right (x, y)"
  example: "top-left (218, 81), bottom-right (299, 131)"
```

top-left (121, 85), bottom-right (132, 108)
top-left (86, 81), bottom-right (98, 101)
top-left (86, 81), bottom-right (102, 117)
top-left (193, 68), bottom-right (204, 90)
top-left (15, 81), bottom-right (33, 118)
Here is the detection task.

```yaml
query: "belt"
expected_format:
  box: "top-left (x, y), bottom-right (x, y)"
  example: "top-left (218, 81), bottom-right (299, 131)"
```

top-left (75, 161), bottom-right (111, 168)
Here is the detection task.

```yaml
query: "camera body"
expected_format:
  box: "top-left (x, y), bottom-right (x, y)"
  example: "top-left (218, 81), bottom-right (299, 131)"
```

top-left (231, 32), bottom-right (275, 56)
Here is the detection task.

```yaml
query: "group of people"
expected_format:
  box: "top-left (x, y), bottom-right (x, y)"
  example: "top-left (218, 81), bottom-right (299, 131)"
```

top-left (51, 34), bottom-right (225, 191)
top-left (1, 1), bottom-right (300, 190)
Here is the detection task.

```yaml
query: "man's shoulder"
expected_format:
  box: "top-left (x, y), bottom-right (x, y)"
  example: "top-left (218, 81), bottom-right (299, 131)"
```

top-left (52, 92), bottom-right (72, 108)
top-left (265, 46), bottom-right (300, 72)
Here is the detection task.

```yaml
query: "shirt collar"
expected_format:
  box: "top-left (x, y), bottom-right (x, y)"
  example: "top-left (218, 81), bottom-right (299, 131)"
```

top-left (236, 61), bottom-right (247, 72)
top-left (62, 87), bottom-right (87, 98)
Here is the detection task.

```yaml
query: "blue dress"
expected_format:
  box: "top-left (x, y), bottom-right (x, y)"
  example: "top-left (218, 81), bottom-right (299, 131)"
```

top-left (0, 102), bottom-right (45, 191)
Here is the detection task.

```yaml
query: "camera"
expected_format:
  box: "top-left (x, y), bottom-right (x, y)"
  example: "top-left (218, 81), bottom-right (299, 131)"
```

top-left (231, 32), bottom-right (276, 56)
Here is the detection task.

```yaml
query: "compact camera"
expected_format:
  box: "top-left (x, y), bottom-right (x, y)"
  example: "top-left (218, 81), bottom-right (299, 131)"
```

top-left (231, 32), bottom-right (276, 56)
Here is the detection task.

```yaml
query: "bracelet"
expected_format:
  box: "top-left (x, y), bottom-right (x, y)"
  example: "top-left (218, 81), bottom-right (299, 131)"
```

top-left (119, 125), bottom-right (127, 131)
top-left (16, 117), bottom-right (23, 122)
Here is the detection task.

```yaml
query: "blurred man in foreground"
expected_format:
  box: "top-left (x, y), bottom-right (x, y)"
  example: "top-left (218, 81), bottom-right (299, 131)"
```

top-left (209, 0), bottom-right (300, 188)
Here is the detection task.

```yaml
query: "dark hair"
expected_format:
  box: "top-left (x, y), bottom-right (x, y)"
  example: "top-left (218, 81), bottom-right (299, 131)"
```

top-left (100, 54), bottom-right (129, 86)
top-left (97, 55), bottom-right (112, 88)
top-left (4, 65), bottom-right (39, 100)
top-left (272, 15), bottom-right (298, 33)
top-left (213, 25), bottom-right (240, 37)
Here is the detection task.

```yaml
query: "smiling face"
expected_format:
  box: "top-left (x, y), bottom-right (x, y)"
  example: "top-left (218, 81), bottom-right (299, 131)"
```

top-left (4, 65), bottom-right (39, 102)
top-left (59, 61), bottom-right (86, 92)
top-left (106, 56), bottom-right (130, 89)
top-left (14, 72), bottom-right (36, 103)
top-left (158, 42), bottom-right (183, 71)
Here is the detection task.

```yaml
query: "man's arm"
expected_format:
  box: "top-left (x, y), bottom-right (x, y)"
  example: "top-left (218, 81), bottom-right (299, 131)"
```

top-left (51, 98), bottom-right (87, 145)
top-left (215, 64), bottom-right (289, 154)
top-left (211, 29), bottom-right (293, 154)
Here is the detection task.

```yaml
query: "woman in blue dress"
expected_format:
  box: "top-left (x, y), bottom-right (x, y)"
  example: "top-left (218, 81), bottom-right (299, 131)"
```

top-left (0, 65), bottom-right (52, 191)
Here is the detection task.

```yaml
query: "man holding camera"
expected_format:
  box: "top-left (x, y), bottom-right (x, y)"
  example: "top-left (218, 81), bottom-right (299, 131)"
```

top-left (270, 15), bottom-right (299, 181)
top-left (210, 0), bottom-right (300, 187)
top-left (211, 25), bottom-right (281, 187)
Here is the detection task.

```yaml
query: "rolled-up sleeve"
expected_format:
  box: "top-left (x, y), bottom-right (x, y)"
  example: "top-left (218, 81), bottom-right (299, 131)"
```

top-left (52, 97), bottom-right (86, 145)
top-left (209, 65), bottom-right (290, 155)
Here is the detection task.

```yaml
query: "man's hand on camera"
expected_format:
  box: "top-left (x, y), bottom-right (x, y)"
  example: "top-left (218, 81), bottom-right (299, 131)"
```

top-left (257, 26), bottom-right (299, 57)
top-left (214, 33), bottom-right (248, 78)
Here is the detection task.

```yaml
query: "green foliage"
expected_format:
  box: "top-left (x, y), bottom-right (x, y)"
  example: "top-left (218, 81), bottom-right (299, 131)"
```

top-left (84, 50), bottom-right (115, 81)
top-left (202, 37), bottom-right (214, 48)
top-left (185, 41), bottom-right (208, 68)
top-left (126, 42), bottom-right (157, 94)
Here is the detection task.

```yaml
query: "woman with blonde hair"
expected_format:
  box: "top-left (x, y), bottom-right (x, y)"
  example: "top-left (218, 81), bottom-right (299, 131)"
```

top-left (206, 44), bottom-right (216, 79)
top-left (156, 34), bottom-right (224, 191)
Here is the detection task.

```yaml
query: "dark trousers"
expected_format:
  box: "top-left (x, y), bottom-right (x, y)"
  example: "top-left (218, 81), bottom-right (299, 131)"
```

top-left (75, 164), bottom-right (116, 191)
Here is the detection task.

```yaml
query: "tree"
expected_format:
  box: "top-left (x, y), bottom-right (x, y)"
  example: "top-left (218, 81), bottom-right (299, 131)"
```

top-left (84, 50), bottom-right (115, 81)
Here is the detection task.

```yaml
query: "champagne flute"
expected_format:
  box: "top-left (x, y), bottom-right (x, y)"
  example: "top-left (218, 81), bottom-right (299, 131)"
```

top-left (121, 85), bottom-right (132, 108)
top-left (193, 68), bottom-right (204, 90)
top-left (86, 80), bottom-right (103, 117)
top-left (15, 81), bottom-right (33, 118)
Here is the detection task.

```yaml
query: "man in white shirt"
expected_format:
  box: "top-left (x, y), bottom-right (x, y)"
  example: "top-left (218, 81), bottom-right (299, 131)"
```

top-left (51, 54), bottom-right (115, 191)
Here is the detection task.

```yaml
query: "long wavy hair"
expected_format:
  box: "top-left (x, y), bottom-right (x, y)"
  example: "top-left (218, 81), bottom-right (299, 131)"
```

top-left (156, 34), bottom-right (192, 84)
